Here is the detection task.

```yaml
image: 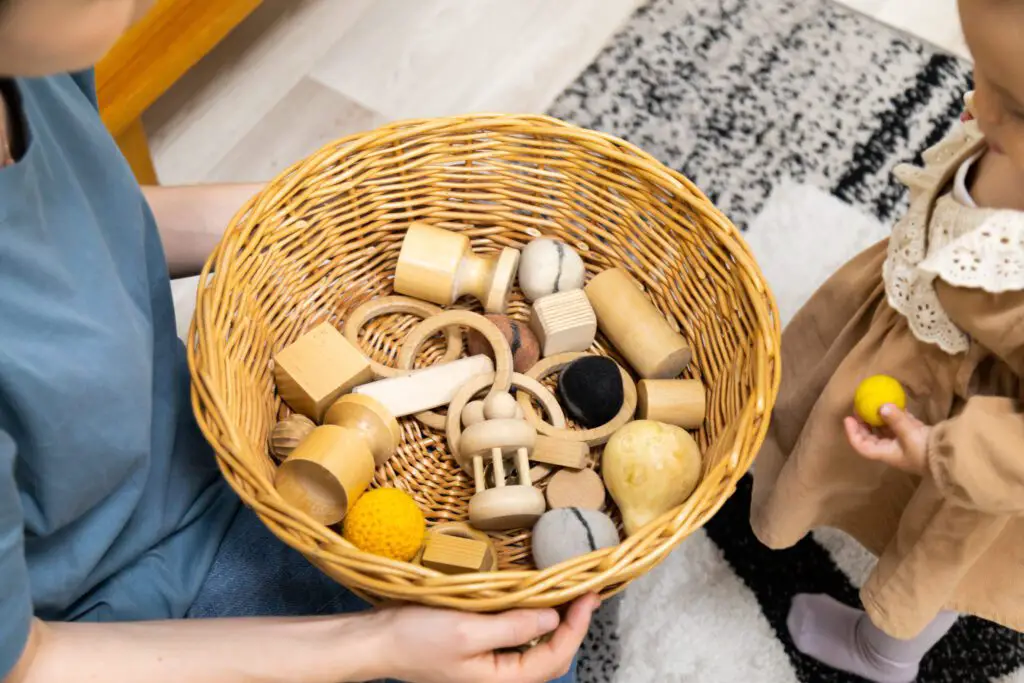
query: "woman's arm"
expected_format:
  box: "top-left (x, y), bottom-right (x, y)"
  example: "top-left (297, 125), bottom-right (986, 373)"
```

top-left (143, 184), bottom-right (263, 279)
top-left (6, 597), bottom-right (597, 683)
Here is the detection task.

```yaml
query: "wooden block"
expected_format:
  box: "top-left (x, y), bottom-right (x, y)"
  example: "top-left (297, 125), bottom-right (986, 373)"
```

top-left (421, 533), bottom-right (490, 574)
top-left (529, 290), bottom-right (597, 357)
top-left (544, 468), bottom-right (606, 511)
top-left (637, 379), bottom-right (706, 429)
top-left (352, 355), bottom-right (494, 419)
top-left (273, 323), bottom-right (373, 421)
top-left (531, 435), bottom-right (589, 470)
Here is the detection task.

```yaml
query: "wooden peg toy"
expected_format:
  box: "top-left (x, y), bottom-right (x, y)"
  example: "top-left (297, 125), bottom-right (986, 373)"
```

top-left (545, 468), bottom-right (606, 510)
top-left (269, 414), bottom-right (316, 462)
top-left (322, 394), bottom-right (402, 468)
top-left (584, 268), bottom-right (692, 379)
top-left (273, 322), bottom-right (373, 421)
top-left (529, 289), bottom-right (597, 357)
top-left (458, 392), bottom-right (546, 531)
top-left (637, 379), bottom-right (706, 429)
top-left (517, 238), bottom-right (587, 302)
top-left (530, 435), bottom-right (589, 470)
top-left (352, 354), bottom-right (494, 425)
top-left (394, 222), bottom-right (520, 314)
top-left (274, 424), bottom-right (376, 526)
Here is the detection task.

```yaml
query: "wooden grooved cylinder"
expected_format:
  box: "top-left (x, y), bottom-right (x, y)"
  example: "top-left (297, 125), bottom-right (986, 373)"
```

top-left (637, 379), bottom-right (706, 429)
top-left (584, 268), bottom-right (692, 379)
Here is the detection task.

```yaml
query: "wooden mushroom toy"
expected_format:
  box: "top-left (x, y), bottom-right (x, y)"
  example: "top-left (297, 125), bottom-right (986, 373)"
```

top-left (457, 393), bottom-right (546, 531)
top-left (394, 222), bottom-right (520, 314)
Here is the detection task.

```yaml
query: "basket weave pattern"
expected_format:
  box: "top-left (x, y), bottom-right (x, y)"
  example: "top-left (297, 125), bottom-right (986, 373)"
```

top-left (188, 114), bottom-right (781, 610)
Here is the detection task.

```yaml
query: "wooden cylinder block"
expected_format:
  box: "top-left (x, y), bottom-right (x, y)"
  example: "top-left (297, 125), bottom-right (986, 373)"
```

top-left (637, 379), bottom-right (706, 429)
top-left (584, 268), bottom-right (692, 379)
top-left (322, 394), bottom-right (401, 468)
top-left (274, 425), bottom-right (375, 526)
top-left (394, 222), bottom-right (520, 313)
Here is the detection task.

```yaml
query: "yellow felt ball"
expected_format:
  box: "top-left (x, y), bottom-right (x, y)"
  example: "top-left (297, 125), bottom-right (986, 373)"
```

top-left (854, 375), bottom-right (906, 427)
top-left (342, 488), bottom-right (425, 562)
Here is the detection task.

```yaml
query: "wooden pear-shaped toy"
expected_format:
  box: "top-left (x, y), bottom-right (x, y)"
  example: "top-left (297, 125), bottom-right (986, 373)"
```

top-left (602, 420), bottom-right (702, 536)
top-left (458, 392), bottom-right (546, 531)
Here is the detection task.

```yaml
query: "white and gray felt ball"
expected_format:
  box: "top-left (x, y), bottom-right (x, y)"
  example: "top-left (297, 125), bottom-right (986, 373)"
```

top-left (532, 507), bottom-right (620, 570)
top-left (518, 238), bottom-right (586, 302)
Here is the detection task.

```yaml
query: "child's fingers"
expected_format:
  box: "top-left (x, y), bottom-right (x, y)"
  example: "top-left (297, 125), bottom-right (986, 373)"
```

top-left (878, 405), bottom-right (923, 442)
top-left (844, 417), bottom-right (904, 465)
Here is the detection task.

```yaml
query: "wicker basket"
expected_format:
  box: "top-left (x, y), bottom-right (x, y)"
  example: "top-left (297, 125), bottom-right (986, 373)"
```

top-left (188, 113), bottom-right (781, 611)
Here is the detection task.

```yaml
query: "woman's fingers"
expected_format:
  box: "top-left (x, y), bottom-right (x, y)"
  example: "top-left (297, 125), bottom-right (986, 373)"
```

top-left (494, 595), bottom-right (599, 682)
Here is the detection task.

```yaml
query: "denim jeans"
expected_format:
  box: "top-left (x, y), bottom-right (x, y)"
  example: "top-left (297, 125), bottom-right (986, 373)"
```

top-left (187, 506), bottom-right (576, 683)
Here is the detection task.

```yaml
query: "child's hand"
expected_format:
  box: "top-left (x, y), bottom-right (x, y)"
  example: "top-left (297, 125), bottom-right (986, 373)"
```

top-left (844, 405), bottom-right (931, 476)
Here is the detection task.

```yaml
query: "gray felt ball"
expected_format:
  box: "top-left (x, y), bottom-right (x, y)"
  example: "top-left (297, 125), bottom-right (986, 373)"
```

top-left (518, 238), bottom-right (586, 302)
top-left (532, 508), bottom-right (620, 570)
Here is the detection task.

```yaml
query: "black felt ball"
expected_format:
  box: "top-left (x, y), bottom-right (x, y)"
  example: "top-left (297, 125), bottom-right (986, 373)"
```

top-left (557, 356), bottom-right (623, 428)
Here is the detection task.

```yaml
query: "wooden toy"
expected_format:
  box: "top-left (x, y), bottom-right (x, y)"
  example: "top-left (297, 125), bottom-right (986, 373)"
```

top-left (517, 238), bottom-right (586, 302)
top-left (269, 414), bottom-right (315, 462)
top-left (274, 424), bottom-right (375, 526)
top-left (637, 379), bottom-right (706, 429)
top-left (602, 420), bottom-right (703, 536)
top-left (557, 356), bottom-right (624, 428)
top-left (393, 222), bottom-right (520, 314)
top-left (322, 394), bottom-right (402, 468)
top-left (532, 508), bottom-right (620, 570)
top-left (352, 354), bottom-right (494, 427)
top-left (273, 322), bottom-right (374, 421)
top-left (457, 392), bottom-right (546, 531)
top-left (530, 435), bottom-right (589, 470)
top-left (544, 468), bottom-right (606, 510)
top-left (529, 289), bottom-right (597, 357)
top-left (413, 522), bottom-right (498, 572)
top-left (446, 371), bottom-right (566, 463)
top-left (398, 310), bottom-right (514, 430)
top-left (421, 534), bottom-right (490, 574)
top-left (467, 314), bottom-right (540, 373)
top-left (518, 352), bottom-right (637, 447)
top-left (342, 488), bottom-right (426, 562)
top-left (584, 268), bottom-right (692, 379)
top-left (344, 296), bottom-right (463, 378)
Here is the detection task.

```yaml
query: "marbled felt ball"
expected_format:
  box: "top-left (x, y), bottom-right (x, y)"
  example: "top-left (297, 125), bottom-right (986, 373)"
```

top-left (518, 238), bottom-right (586, 303)
top-left (532, 507), bottom-right (620, 570)
top-left (466, 314), bottom-right (540, 373)
top-left (557, 356), bottom-right (623, 427)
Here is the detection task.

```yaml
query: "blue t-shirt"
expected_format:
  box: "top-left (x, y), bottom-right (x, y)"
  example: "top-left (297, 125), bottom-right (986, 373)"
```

top-left (0, 73), bottom-right (239, 676)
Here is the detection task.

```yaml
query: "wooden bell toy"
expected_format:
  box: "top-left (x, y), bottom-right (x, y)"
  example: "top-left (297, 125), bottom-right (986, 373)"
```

top-left (457, 392), bottom-right (546, 531)
top-left (394, 222), bottom-right (520, 314)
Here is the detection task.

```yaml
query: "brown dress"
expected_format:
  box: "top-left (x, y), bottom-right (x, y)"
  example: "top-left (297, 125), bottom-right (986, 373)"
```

top-left (750, 119), bottom-right (1024, 639)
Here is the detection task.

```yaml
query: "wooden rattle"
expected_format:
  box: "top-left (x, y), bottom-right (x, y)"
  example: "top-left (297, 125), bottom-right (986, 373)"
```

top-left (273, 322), bottom-right (373, 421)
top-left (529, 289), bottom-right (597, 357)
top-left (637, 379), bottom-right (706, 429)
top-left (394, 222), bottom-right (520, 314)
top-left (584, 268), bottom-right (692, 379)
top-left (344, 295), bottom-right (463, 378)
top-left (458, 393), bottom-right (546, 531)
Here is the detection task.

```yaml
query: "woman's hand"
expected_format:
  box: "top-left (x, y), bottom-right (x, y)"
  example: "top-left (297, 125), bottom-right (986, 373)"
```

top-left (844, 405), bottom-right (932, 476)
top-left (364, 594), bottom-right (599, 683)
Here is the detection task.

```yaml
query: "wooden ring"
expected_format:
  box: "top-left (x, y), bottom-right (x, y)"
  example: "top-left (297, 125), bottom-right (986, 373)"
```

top-left (345, 296), bottom-right (463, 378)
top-left (399, 311), bottom-right (514, 429)
top-left (446, 371), bottom-right (565, 475)
top-left (518, 352), bottom-right (637, 446)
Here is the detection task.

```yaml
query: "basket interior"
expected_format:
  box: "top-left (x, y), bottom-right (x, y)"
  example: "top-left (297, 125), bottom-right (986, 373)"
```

top-left (192, 117), bottom-right (776, 576)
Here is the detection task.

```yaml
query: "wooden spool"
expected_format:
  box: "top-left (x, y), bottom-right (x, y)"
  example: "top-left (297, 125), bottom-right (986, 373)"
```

top-left (344, 295), bottom-right (463, 378)
top-left (394, 222), bottom-right (520, 314)
top-left (637, 379), bottom-right (706, 429)
top-left (584, 268), bottom-right (692, 379)
top-left (517, 352), bottom-right (638, 447)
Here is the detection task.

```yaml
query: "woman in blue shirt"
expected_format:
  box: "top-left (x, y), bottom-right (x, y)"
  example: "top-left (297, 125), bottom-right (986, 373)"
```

top-left (0, 2), bottom-right (596, 682)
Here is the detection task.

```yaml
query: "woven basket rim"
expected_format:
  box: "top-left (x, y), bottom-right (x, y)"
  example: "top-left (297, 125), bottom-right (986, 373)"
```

top-left (187, 113), bottom-right (782, 610)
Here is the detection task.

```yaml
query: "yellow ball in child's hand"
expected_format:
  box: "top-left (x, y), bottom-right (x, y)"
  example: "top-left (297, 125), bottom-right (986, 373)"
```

top-left (342, 488), bottom-right (426, 562)
top-left (854, 375), bottom-right (906, 428)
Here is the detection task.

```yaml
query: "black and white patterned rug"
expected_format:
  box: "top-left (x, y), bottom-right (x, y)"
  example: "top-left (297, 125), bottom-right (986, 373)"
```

top-left (547, 0), bottom-right (1024, 681)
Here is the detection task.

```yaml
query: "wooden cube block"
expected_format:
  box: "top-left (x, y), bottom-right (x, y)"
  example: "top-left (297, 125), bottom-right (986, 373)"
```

top-left (273, 323), bottom-right (373, 421)
top-left (421, 534), bottom-right (490, 574)
top-left (531, 435), bottom-right (589, 470)
top-left (529, 290), bottom-right (597, 356)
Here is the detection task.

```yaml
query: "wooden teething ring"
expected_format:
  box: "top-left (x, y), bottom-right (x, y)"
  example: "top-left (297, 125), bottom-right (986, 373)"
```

top-left (518, 352), bottom-right (637, 446)
top-left (446, 371), bottom-right (565, 480)
top-left (345, 296), bottom-right (463, 378)
top-left (399, 310), bottom-right (514, 431)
